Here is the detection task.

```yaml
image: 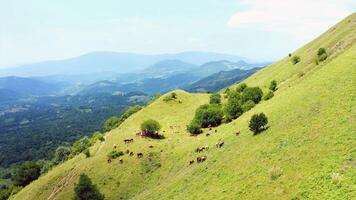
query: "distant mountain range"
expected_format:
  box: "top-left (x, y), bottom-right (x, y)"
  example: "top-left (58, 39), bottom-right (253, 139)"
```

top-left (184, 68), bottom-right (260, 92)
top-left (0, 51), bottom-right (249, 77)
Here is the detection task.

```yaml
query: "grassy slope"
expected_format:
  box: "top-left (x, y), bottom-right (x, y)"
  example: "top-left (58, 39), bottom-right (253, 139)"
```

top-left (13, 14), bottom-right (356, 200)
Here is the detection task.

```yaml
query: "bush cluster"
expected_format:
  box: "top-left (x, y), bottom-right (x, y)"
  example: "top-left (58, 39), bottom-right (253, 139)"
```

top-left (317, 48), bottom-right (328, 62)
top-left (107, 150), bottom-right (124, 160)
top-left (249, 113), bottom-right (268, 134)
top-left (187, 83), bottom-right (268, 135)
top-left (291, 56), bottom-right (301, 64)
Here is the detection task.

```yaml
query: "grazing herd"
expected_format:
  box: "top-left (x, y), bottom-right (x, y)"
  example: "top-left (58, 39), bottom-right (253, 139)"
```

top-left (108, 125), bottom-right (241, 168)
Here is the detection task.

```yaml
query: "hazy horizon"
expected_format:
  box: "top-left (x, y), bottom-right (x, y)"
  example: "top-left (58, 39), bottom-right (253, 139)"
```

top-left (1, 0), bottom-right (355, 68)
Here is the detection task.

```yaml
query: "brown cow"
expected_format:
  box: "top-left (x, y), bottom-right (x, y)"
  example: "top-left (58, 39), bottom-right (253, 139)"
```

top-left (119, 159), bottom-right (123, 164)
top-left (236, 131), bottom-right (240, 136)
top-left (189, 160), bottom-right (195, 165)
top-left (196, 156), bottom-right (207, 163)
top-left (129, 152), bottom-right (134, 156)
top-left (126, 149), bottom-right (130, 154)
top-left (137, 153), bottom-right (143, 158)
top-left (206, 133), bottom-right (210, 137)
top-left (124, 138), bottom-right (134, 144)
top-left (107, 158), bottom-right (112, 163)
top-left (216, 141), bottom-right (224, 148)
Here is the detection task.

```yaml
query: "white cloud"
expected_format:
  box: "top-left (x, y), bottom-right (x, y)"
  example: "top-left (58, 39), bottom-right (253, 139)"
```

top-left (228, 0), bottom-right (355, 38)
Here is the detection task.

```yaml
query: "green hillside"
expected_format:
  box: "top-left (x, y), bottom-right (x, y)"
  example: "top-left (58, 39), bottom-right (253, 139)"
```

top-left (12, 13), bottom-right (356, 200)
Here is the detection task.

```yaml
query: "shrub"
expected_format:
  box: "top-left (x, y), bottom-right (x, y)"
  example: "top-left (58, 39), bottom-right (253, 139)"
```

top-left (107, 150), bottom-right (124, 159)
top-left (103, 116), bottom-right (120, 131)
top-left (140, 119), bottom-right (161, 134)
top-left (317, 48), bottom-right (328, 62)
top-left (83, 149), bottom-right (90, 158)
top-left (89, 132), bottom-right (105, 146)
top-left (71, 137), bottom-right (90, 155)
top-left (236, 83), bottom-right (247, 93)
top-left (249, 113), bottom-right (268, 134)
top-left (54, 146), bottom-right (71, 164)
top-left (263, 91), bottom-right (274, 101)
top-left (291, 56), bottom-right (300, 64)
top-left (224, 98), bottom-right (243, 121)
top-left (242, 100), bottom-right (255, 112)
top-left (187, 121), bottom-right (202, 135)
top-left (269, 80), bottom-right (277, 91)
top-left (163, 92), bottom-right (177, 102)
top-left (241, 87), bottom-right (263, 104)
top-left (36, 159), bottom-right (54, 174)
top-left (73, 174), bottom-right (104, 200)
top-left (194, 104), bottom-right (224, 128)
top-left (209, 93), bottom-right (221, 104)
top-left (121, 105), bottom-right (142, 120)
top-left (13, 161), bottom-right (41, 186)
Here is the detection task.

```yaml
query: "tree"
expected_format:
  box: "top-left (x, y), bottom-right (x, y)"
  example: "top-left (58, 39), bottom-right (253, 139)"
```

top-left (186, 120), bottom-right (202, 135)
top-left (249, 113), bottom-right (268, 134)
top-left (71, 137), bottom-right (90, 155)
top-left (89, 132), bottom-right (105, 146)
top-left (13, 161), bottom-right (41, 186)
top-left (242, 100), bottom-right (255, 112)
top-left (269, 80), bottom-right (277, 91)
top-left (291, 56), bottom-right (300, 64)
top-left (317, 48), bottom-right (327, 62)
top-left (241, 87), bottom-right (263, 104)
top-left (263, 91), bottom-right (274, 101)
top-left (73, 174), bottom-right (104, 200)
top-left (224, 98), bottom-right (243, 121)
top-left (140, 119), bottom-right (161, 134)
top-left (209, 93), bottom-right (221, 104)
top-left (194, 104), bottom-right (224, 128)
top-left (54, 146), bottom-right (71, 164)
top-left (103, 116), bottom-right (120, 132)
top-left (236, 83), bottom-right (247, 93)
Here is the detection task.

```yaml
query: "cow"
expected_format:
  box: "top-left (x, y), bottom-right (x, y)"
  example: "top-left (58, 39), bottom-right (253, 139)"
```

top-left (189, 160), bottom-right (195, 165)
top-left (149, 145), bottom-right (154, 148)
top-left (206, 133), bottom-right (210, 137)
top-left (107, 158), bottom-right (112, 163)
top-left (113, 144), bottom-right (117, 149)
top-left (125, 149), bottom-right (130, 154)
top-left (124, 138), bottom-right (134, 144)
top-left (236, 131), bottom-right (240, 136)
top-left (137, 153), bottom-right (143, 158)
top-left (216, 141), bottom-right (224, 148)
top-left (197, 156), bottom-right (207, 163)
top-left (119, 159), bottom-right (123, 164)
top-left (129, 152), bottom-right (134, 156)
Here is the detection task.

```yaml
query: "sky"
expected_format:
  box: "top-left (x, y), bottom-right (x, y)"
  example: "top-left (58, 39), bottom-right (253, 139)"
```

top-left (0, 0), bottom-right (355, 67)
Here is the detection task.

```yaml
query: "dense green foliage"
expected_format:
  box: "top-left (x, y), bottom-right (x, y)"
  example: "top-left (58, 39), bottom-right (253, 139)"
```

top-left (193, 104), bottom-right (223, 128)
top-left (241, 100), bottom-right (255, 112)
top-left (140, 119), bottom-right (161, 134)
top-left (103, 116), bottom-right (120, 132)
top-left (163, 92), bottom-right (178, 102)
top-left (13, 161), bottom-right (41, 187)
top-left (0, 92), bottom-right (145, 167)
top-left (240, 87), bottom-right (263, 104)
top-left (209, 93), bottom-right (221, 104)
top-left (236, 83), bottom-right (247, 93)
top-left (73, 174), bottom-right (104, 200)
top-left (71, 137), bottom-right (90, 155)
top-left (186, 121), bottom-right (202, 135)
top-left (249, 113), bottom-right (268, 134)
top-left (224, 97), bottom-right (243, 121)
top-left (54, 146), bottom-right (71, 164)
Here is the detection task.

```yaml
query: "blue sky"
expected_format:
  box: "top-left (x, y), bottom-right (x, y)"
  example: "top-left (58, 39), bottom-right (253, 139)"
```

top-left (0, 0), bottom-right (355, 67)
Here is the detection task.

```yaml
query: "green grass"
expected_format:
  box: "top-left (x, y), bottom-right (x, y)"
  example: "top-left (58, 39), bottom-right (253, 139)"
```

top-left (12, 13), bottom-right (356, 200)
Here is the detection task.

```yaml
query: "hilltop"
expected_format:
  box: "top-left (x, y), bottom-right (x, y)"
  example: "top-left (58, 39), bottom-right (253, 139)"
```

top-left (12, 13), bottom-right (356, 200)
